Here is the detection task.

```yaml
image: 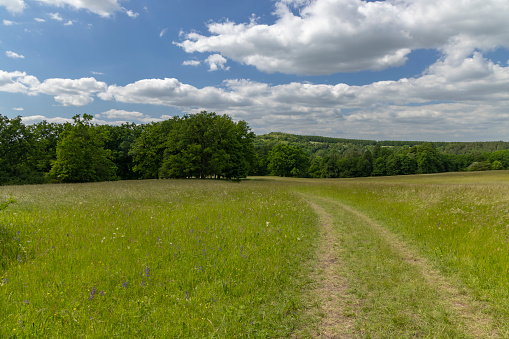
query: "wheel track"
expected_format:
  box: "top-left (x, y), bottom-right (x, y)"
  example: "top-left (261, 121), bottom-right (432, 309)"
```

top-left (308, 194), bottom-right (498, 339)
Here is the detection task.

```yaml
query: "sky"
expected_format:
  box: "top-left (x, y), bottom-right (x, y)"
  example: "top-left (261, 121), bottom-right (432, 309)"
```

top-left (1, 0), bottom-right (509, 141)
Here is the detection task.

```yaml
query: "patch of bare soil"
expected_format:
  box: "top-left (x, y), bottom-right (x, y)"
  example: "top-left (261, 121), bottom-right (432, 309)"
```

top-left (301, 199), bottom-right (359, 338)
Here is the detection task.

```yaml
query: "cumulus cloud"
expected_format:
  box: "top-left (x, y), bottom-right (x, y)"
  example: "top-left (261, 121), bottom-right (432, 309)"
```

top-left (3, 19), bottom-right (15, 26)
top-left (21, 115), bottom-right (73, 124)
top-left (34, 77), bottom-right (107, 106)
top-left (183, 60), bottom-right (201, 67)
top-left (97, 109), bottom-right (159, 123)
top-left (6, 51), bottom-right (25, 59)
top-left (49, 12), bottom-right (63, 21)
top-left (0, 0), bottom-right (25, 14)
top-left (35, 0), bottom-right (125, 17)
top-left (3, 45), bottom-right (509, 140)
top-left (205, 54), bottom-right (230, 71)
top-left (0, 70), bottom-right (39, 93)
top-left (125, 9), bottom-right (139, 18)
top-left (176, 0), bottom-right (509, 75)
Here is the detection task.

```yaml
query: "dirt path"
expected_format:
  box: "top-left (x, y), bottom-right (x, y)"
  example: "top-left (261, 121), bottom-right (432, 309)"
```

top-left (302, 199), bottom-right (359, 338)
top-left (309, 195), bottom-right (498, 338)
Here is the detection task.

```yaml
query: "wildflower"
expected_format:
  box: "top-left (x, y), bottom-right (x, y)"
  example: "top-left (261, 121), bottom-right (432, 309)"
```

top-left (99, 291), bottom-right (106, 296)
top-left (145, 266), bottom-right (150, 278)
top-left (88, 286), bottom-right (96, 300)
top-left (23, 300), bottom-right (29, 304)
top-left (123, 281), bottom-right (128, 289)
top-left (185, 292), bottom-right (189, 300)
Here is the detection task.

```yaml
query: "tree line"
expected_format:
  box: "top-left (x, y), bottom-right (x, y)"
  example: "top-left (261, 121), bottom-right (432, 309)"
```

top-left (0, 112), bottom-right (254, 185)
top-left (1, 113), bottom-right (508, 185)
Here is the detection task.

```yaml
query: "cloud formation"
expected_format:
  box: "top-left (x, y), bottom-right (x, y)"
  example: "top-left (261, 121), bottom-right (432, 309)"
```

top-left (205, 54), bottom-right (229, 71)
top-left (176, 0), bottom-right (509, 75)
top-left (0, 0), bottom-right (25, 14)
top-left (0, 0), bottom-right (135, 17)
top-left (6, 51), bottom-right (25, 59)
top-left (3, 45), bottom-right (509, 140)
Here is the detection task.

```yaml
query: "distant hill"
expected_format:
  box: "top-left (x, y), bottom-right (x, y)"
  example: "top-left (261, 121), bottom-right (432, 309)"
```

top-left (255, 132), bottom-right (509, 157)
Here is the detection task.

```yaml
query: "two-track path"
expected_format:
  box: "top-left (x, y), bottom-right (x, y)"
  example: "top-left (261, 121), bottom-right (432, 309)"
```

top-left (300, 194), bottom-right (498, 338)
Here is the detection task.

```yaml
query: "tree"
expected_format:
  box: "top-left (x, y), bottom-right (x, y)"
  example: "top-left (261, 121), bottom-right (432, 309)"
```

top-left (414, 143), bottom-right (443, 174)
top-left (159, 112), bottom-right (255, 179)
top-left (0, 115), bottom-right (41, 185)
top-left (267, 144), bottom-right (309, 177)
top-left (101, 123), bottom-right (143, 180)
top-left (48, 114), bottom-right (117, 183)
top-left (129, 119), bottom-right (176, 179)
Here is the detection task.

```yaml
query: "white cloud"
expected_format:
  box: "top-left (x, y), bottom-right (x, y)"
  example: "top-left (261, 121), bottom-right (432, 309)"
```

top-left (49, 12), bottom-right (63, 21)
top-left (3, 46), bottom-right (509, 140)
top-left (0, 71), bottom-right (39, 94)
top-left (98, 109), bottom-right (159, 123)
top-left (159, 28), bottom-right (168, 38)
top-left (21, 115), bottom-right (73, 124)
top-left (6, 51), bottom-right (25, 59)
top-left (91, 71), bottom-right (104, 75)
top-left (205, 54), bottom-right (230, 71)
top-left (182, 60), bottom-right (201, 67)
top-left (34, 77), bottom-right (107, 106)
top-left (13, 107), bottom-right (23, 111)
top-left (64, 20), bottom-right (73, 25)
top-left (176, 0), bottom-right (509, 75)
top-left (3, 19), bottom-right (15, 26)
top-left (0, 0), bottom-right (25, 14)
top-left (35, 18), bottom-right (46, 22)
top-left (125, 9), bottom-right (139, 18)
top-left (35, 0), bottom-right (125, 17)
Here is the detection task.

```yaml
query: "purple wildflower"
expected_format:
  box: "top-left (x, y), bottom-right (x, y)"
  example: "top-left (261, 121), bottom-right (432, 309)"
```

top-left (88, 286), bottom-right (96, 300)
top-left (123, 281), bottom-right (128, 289)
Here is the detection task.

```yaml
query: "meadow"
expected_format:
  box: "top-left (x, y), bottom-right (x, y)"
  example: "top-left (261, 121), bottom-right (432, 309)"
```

top-left (2, 171), bottom-right (509, 337)
top-left (0, 180), bottom-right (318, 337)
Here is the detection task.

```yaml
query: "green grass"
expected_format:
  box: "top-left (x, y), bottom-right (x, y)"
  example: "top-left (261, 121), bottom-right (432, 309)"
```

top-left (3, 171), bottom-right (509, 337)
top-left (0, 180), bottom-right (318, 338)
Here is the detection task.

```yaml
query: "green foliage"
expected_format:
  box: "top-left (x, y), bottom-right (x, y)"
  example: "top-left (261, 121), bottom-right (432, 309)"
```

top-left (0, 115), bottom-right (43, 185)
top-left (48, 114), bottom-right (117, 183)
top-left (101, 123), bottom-right (143, 180)
top-left (159, 112), bottom-right (255, 179)
top-left (267, 143), bottom-right (309, 177)
top-left (467, 161), bottom-right (492, 171)
top-left (130, 119), bottom-right (176, 179)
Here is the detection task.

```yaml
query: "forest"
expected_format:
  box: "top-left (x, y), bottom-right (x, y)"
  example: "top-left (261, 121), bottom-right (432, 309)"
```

top-left (1, 113), bottom-right (508, 185)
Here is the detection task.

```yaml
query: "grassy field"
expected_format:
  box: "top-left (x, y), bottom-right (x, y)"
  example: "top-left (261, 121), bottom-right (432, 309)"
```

top-left (2, 171), bottom-right (509, 337)
top-left (0, 180), bottom-right (318, 337)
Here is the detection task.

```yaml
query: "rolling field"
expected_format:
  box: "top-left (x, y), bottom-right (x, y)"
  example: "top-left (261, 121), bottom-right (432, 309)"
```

top-left (2, 171), bottom-right (509, 337)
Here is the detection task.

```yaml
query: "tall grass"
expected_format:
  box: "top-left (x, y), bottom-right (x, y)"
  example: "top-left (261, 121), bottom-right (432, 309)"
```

top-left (0, 180), bottom-right (318, 338)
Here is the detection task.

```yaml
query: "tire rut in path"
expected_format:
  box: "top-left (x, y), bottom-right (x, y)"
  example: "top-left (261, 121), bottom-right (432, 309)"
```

top-left (312, 195), bottom-right (498, 339)
top-left (303, 199), bottom-right (358, 338)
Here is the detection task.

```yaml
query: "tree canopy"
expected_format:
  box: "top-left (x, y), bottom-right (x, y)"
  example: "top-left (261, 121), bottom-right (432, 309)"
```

top-left (47, 114), bottom-right (117, 183)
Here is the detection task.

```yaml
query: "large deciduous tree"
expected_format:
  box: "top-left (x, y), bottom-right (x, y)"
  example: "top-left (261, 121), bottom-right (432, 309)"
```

top-left (159, 112), bottom-right (255, 179)
top-left (48, 114), bottom-right (117, 183)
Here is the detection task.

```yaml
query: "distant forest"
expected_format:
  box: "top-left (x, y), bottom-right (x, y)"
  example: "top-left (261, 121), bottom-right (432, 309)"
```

top-left (1, 113), bottom-right (508, 185)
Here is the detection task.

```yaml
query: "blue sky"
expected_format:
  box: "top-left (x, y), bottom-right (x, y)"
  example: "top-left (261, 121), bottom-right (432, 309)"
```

top-left (1, 0), bottom-right (509, 141)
